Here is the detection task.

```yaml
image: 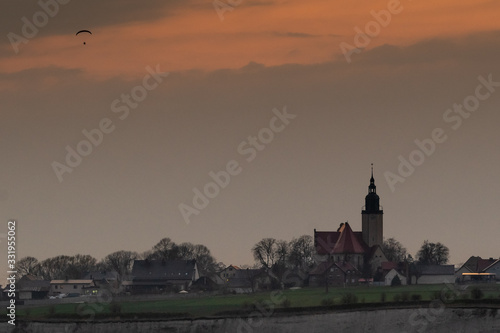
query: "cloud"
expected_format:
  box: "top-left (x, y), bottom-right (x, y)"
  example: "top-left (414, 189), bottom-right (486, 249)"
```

top-left (271, 31), bottom-right (321, 38)
top-left (1, 0), bottom-right (195, 45)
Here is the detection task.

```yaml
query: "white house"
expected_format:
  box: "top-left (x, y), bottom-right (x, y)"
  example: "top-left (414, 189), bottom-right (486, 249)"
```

top-left (385, 268), bottom-right (407, 286)
top-left (412, 265), bottom-right (455, 284)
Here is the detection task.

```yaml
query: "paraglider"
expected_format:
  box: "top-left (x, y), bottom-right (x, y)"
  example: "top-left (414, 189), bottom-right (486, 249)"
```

top-left (76, 30), bottom-right (92, 45)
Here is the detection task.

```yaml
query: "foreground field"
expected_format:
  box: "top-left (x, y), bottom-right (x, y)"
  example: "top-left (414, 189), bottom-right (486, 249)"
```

top-left (4, 284), bottom-right (500, 321)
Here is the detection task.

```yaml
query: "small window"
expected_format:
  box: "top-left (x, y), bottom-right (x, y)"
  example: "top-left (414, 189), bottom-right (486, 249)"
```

top-left (55, 285), bottom-right (58, 289)
top-left (74, 285), bottom-right (77, 289)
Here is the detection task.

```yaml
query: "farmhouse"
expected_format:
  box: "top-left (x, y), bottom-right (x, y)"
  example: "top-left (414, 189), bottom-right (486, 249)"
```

top-left (17, 275), bottom-right (50, 300)
top-left (455, 256), bottom-right (499, 283)
top-left (128, 259), bottom-right (199, 294)
top-left (412, 265), bottom-right (455, 284)
top-left (49, 279), bottom-right (97, 296)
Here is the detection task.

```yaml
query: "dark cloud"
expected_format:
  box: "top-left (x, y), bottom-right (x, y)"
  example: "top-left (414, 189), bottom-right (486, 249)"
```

top-left (1, 0), bottom-right (193, 47)
top-left (336, 30), bottom-right (500, 69)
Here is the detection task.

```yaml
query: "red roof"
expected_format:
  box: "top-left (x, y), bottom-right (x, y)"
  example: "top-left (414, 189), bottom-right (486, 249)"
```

top-left (331, 223), bottom-right (365, 254)
top-left (477, 259), bottom-right (497, 272)
top-left (381, 261), bottom-right (398, 271)
top-left (314, 231), bottom-right (340, 255)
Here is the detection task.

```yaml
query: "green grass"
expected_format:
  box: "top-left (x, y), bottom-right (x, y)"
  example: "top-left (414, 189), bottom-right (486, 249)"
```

top-left (5, 284), bottom-right (500, 321)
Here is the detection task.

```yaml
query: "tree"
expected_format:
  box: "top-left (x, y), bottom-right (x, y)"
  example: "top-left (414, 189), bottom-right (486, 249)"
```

top-left (416, 240), bottom-right (449, 265)
top-left (191, 244), bottom-right (217, 276)
top-left (252, 238), bottom-right (278, 269)
top-left (382, 237), bottom-right (407, 263)
top-left (288, 235), bottom-right (315, 270)
top-left (35, 254), bottom-right (97, 280)
top-left (149, 237), bottom-right (179, 260)
top-left (101, 250), bottom-right (138, 282)
top-left (15, 256), bottom-right (39, 278)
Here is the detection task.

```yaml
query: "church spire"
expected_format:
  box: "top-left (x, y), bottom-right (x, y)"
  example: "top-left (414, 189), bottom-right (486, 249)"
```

top-left (368, 163), bottom-right (376, 194)
top-left (364, 164), bottom-right (380, 213)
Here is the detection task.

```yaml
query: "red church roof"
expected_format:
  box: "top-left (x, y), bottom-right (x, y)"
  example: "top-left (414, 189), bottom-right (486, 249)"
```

top-left (331, 222), bottom-right (366, 254)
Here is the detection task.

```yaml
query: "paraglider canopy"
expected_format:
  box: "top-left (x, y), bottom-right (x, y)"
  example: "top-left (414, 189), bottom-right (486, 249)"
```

top-left (76, 30), bottom-right (92, 45)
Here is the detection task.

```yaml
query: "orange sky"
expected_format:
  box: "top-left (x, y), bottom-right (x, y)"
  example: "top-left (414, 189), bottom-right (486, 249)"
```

top-left (2, 0), bottom-right (500, 79)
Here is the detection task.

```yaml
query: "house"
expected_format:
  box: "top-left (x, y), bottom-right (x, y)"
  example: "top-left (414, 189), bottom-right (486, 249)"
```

top-left (385, 268), bottom-right (407, 286)
top-left (313, 168), bottom-right (387, 277)
top-left (377, 262), bottom-right (408, 286)
top-left (455, 256), bottom-right (498, 283)
top-left (483, 259), bottom-right (500, 281)
top-left (218, 265), bottom-right (269, 293)
top-left (219, 265), bottom-right (240, 279)
top-left (82, 271), bottom-right (120, 290)
top-left (17, 275), bottom-right (50, 300)
top-left (309, 261), bottom-right (361, 287)
top-left (49, 279), bottom-right (97, 296)
top-left (411, 265), bottom-right (455, 284)
top-left (128, 259), bottom-right (199, 294)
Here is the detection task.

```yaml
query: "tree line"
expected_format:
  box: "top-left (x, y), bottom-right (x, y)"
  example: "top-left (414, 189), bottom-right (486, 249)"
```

top-left (15, 237), bottom-right (223, 282)
top-left (16, 234), bottom-right (449, 283)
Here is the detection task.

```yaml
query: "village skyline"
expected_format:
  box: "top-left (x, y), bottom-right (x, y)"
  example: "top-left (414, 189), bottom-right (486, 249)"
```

top-left (2, 0), bottom-right (500, 286)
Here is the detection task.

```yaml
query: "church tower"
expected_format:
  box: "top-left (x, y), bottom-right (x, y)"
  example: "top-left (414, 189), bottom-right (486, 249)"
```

top-left (362, 164), bottom-right (383, 248)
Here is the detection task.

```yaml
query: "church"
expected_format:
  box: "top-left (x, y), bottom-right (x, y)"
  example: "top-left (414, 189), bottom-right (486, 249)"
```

top-left (312, 166), bottom-right (388, 281)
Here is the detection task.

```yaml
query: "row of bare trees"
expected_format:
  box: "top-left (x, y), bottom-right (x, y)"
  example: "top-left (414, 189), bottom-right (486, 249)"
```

top-left (15, 238), bottom-right (221, 282)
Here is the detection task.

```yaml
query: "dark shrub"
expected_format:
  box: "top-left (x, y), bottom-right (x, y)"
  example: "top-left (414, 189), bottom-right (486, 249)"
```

top-left (411, 294), bottom-right (422, 301)
top-left (321, 298), bottom-right (334, 306)
top-left (340, 292), bottom-right (358, 304)
top-left (109, 302), bottom-right (122, 314)
top-left (380, 292), bottom-right (386, 303)
top-left (281, 299), bottom-right (291, 308)
top-left (400, 292), bottom-right (410, 302)
top-left (470, 287), bottom-right (484, 300)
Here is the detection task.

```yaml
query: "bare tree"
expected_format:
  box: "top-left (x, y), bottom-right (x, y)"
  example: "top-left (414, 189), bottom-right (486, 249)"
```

top-left (288, 235), bottom-right (315, 270)
top-left (252, 238), bottom-right (277, 269)
top-left (101, 250), bottom-right (138, 282)
top-left (382, 237), bottom-right (407, 263)
top-left (15, 256), bottom-right (39, 278)
top-left (150, 237), bottom-right (179, 260)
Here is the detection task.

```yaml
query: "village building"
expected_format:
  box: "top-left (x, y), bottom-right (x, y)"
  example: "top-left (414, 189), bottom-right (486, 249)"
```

top-left (49, 279), bottom-right (97, 297)
top-left (309, 261), bottom-right (362, 287)
top-left (17, 275), bottom-right (51, 300)
top-left (411, 265), bottom-right (455, 284)
top-left (455, 256), bottom-right (499, 283)
top-left (313, 167), bottom-right (387, 278)
top-left (127, 259), bottom-right (199, 294)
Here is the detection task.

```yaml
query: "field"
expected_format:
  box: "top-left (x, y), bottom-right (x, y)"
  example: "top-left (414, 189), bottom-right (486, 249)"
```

top-left (4, 284), bottom-right (500, 321)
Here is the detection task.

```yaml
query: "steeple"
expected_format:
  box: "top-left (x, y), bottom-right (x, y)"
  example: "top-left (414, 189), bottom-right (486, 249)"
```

top-left (364, 163), bottom-right (381, 213)
top-left (368, 163), bottom-right (376, 194)
top-left (362, 164), bottom-right (383, 248)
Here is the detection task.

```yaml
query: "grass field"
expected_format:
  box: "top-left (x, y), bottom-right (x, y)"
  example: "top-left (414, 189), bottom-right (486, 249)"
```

top-left (5, 283), bottom-right (500, 321)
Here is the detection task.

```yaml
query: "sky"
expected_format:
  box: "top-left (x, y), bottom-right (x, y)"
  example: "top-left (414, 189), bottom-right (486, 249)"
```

top-left (1, 0), bottom-right (500, 284)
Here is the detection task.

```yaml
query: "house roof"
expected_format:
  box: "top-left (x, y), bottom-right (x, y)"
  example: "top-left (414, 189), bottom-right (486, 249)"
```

top-left (50, 280), bottom-right (94, 285)
top-left (332, 223), bottom-right (366, 254)
top-left (459, 256), bottom-right (498, 273)
top-left (381, 261), bottom-right (398, 271)
top-left (18, 276), bottom-right (50, 292)
top-left (483, 259), bottom-right (500, 272)
top-left (309, 262), bottom-right (333, 275)
top-left (309, 261), bottom-right (359, 275)
top-left (131, 259), bottom-right (197, 281)
top-left (314, 231), bottom-right (340, 255)
top-left (82, 271), bottom-right (119, 281)
top-left (418, 265), bottom-right (455, 275)
top-left (315, 223), bottom-right (368, 255)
